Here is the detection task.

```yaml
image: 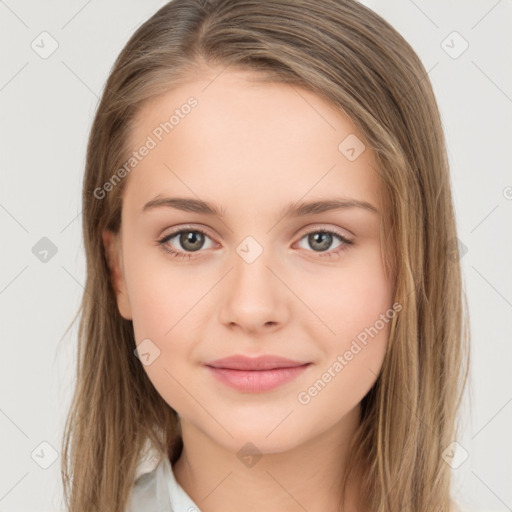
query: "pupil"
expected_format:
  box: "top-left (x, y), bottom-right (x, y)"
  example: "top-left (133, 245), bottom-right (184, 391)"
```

top-left (181, 231), bottom-right (204, 251)
top-left (309, 232), bottom-right (332, 251)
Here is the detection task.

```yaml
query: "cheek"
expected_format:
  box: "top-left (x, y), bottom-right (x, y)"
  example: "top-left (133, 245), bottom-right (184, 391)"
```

top-left (296, 243), bottom-right (393, 346)
top-left (295, 339), bottom-right (385, 427)
top-left (297, 267), bottom-right (393, 415)
top-left (124, 246), bottom-right (205, 340)
top-left (122, 249), bottom-right (208, 411)
top-left (293, 244), bottom-right (392, 399)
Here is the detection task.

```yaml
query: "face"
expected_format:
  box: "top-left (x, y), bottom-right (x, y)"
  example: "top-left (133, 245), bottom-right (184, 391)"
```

top-left (103, 67), bottom-right (396, 455)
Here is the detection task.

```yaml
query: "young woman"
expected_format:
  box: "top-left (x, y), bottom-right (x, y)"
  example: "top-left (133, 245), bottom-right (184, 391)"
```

top-left (61, 1), bottom-right (470, 510)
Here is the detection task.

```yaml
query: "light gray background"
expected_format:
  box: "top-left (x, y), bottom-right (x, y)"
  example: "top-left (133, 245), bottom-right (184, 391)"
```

top-left (1, 1), bottom-right (511, 511)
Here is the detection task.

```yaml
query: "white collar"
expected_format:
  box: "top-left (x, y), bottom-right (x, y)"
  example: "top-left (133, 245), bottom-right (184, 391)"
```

top-left (128, 438), bottom-right (202, 512)
top-left (134, 437), bottom-right (164, 481)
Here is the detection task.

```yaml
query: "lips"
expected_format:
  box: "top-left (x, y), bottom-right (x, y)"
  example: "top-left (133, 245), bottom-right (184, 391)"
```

top-left (204, 355), bottom-right (311, 393)
top-left (205, 354), bottom-right (309, 371)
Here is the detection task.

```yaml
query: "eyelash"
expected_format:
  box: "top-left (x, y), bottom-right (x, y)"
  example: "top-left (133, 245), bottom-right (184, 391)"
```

top-left (157, 226), bottom-right (354, 260)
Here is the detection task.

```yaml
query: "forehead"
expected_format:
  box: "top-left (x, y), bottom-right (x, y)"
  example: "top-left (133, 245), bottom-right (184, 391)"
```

top-left (123, 68), bottom-right (381, 216)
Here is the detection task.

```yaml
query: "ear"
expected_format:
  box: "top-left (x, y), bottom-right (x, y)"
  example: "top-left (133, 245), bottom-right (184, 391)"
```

top-left (102, 230), bottom-right (132, 320)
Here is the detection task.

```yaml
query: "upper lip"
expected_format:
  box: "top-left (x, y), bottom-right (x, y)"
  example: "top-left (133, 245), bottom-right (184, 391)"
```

top-left (205, 355), bottom-right (310, 371)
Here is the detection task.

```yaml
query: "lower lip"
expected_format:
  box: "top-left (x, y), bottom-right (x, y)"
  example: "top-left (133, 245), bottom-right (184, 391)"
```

top-left (205, 364), bottom-right (311, 393)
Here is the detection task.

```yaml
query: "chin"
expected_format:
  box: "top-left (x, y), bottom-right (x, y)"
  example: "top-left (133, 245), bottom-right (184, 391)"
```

top-left (222, 432), bottom-right (302, 458)
top-left (206, 416), bottom-right (310, 456)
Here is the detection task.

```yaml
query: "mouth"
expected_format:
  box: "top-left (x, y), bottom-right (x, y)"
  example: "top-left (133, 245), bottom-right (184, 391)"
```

top-left (205, 354), bottom-right (310, 371)
top-left (204, 356), bottom-right (312, 393)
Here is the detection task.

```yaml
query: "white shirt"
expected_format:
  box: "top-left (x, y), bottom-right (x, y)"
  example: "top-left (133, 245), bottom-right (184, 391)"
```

top-left (125, 440), bottom-right (202, 512)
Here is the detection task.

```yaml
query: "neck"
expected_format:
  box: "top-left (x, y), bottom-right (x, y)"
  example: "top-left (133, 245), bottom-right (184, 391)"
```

top-left (173, 404), bottom-right (364, 512)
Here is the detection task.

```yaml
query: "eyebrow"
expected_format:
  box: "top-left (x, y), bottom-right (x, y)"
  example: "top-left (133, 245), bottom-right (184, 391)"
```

top-left (142, 196), bottom-right (379, 218)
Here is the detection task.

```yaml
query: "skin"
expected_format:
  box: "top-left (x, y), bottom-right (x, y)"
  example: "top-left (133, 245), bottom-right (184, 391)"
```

top-left (103, 66), bottom-right (395, 512)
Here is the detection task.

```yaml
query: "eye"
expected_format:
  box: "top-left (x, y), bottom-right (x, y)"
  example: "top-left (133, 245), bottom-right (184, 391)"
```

top-left (157, 226), bottom-right (354, 260)
top-left (157, 227), bottom-right (216, 259)
top-left (296, 228), bottom-right (353, 258)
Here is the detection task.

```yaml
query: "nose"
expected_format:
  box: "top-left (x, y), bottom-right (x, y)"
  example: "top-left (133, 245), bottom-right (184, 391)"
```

top-left (218, 246), bottom-right (290, 335)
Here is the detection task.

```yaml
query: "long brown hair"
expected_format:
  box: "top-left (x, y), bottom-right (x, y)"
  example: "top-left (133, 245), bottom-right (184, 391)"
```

top-left (61, 1), bottom-right (470, 510)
